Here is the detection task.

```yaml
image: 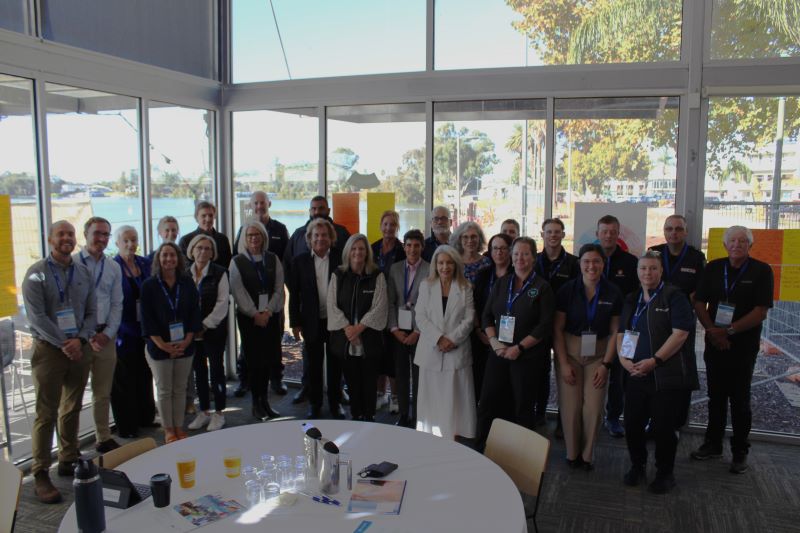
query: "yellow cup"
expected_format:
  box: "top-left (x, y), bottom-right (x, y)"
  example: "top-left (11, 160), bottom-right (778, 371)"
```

top-left (176, 453), bottom-right (196, 489)
top-left (223, 449), bottom-right (242, 479)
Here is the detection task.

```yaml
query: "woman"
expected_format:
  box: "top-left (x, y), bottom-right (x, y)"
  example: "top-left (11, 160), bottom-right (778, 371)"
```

top-left (554, 244), bottom-right (622, 470)
top-left (371, 210), bottom-right (406, 414)
top-left (327, 234), bottom-right (388, 422)
top-left (471, 233), bottom-right (513, 398)
top-left (414, 245), bottom-right (477, 439)
top-left (617, 250), bottom-right (695, 494)
top-left (112, 226), bottom-right (156, 438)
top-left (476, 237), bottom-right (555, 450)
top-left (185, 235), bottom-right (230, 432)
top-left (450, 221), bottom-right (491, 284)
top-left (230, 221), bottom-right (284, 421)
top-left (140, 242), bottom-right (202, 443)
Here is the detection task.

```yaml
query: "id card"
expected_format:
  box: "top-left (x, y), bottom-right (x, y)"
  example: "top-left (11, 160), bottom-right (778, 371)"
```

top-left (398, 308), bottom-right (413, 331)
top-left (620, 330), bottom-right (639, 360)
top-left (168, 322), bottom-right (185, 342)
top-left (56, 307), bottom-right (78, 336)
top-left (714, 303), bottom-right (735, 327)
top-left (258, 292), bottom-right (269, 312)
top-left (498, 315), bottom-right (516, 343)
top-left (580, 332), bottom-right (597, 357)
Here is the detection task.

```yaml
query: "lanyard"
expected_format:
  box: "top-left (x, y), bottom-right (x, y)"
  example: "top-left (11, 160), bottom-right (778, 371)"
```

top-left (662, 243), bottom-right (688, 281)
top-left (604, 250), bottom-right (614, 279)
top-left (724, 260), bottom-right (750, 300)
top-left (538, 249), bottom-right (565, 280)
top-left (119, 257), bottom-right (144, 288)
top-left (47, 258), bottom-right (75, 304)
top-left (584, 281), bottom-right (601, 331)
top-left (506, 271), bottom-right (536, 314)
top-left (158, 277), bottom-right (181, 321)
top-left (246, 251), bottom-right (268, 291)
top-left (80, 253), bottom-right (105, 289)
top-left (631, 282), bottom-right (663, 330)
top-left (403, 261), bottom-right (415, 305)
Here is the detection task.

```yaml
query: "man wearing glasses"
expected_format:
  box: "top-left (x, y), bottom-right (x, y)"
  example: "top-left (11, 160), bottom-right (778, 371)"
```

top-left (422, 205), bottom-right (452, 263)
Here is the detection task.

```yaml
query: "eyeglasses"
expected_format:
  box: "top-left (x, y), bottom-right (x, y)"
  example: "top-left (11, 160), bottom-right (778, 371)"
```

top-left (491, 246), bottom-right (509, 252)
top-left (245, 233), bottom-right (262, 240)
top-left (432, 216), bottom-right (449, 222)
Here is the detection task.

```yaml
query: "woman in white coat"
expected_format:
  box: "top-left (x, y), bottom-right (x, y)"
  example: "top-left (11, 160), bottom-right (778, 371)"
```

top-left (414, 245), bottom-right (477, 439)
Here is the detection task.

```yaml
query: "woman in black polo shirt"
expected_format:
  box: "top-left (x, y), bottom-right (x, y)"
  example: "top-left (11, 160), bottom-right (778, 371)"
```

top-left (141, 242), bottom-right (202, 443)
top-left (554, 244), bottom-right (622, 470)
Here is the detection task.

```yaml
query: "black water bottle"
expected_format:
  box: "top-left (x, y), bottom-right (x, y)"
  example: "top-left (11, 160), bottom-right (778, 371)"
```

top-left (74, 459), bottom-right (106, 533)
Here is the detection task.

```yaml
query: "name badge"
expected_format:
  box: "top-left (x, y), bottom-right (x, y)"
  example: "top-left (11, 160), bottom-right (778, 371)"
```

top-left (398, 308), bottom-right (413, 331)
top-left (169, 322), bottom-right (185, 342)
top-left (620, 330), bottom-right (639, 360)
top-left (135, 300), bottom-right (142, 323)
top-left (56, 307), bottom-right (78, 336)
top-left (580, 332), bottom-right (597, 357)
top-left (498, 315), bottom-right (516, 343)
top-left (715, 303), bottom-right (735, 327)
top-left (258, 292), bottom-right (269, 312)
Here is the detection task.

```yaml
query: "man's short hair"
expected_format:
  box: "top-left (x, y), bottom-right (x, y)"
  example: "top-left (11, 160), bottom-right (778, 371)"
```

top-left (311, 195), bottom-right (328, 205)
top-left (597, 215), bottom-right (620, 228)
top-left (157, 215), bottom-right (178, 233)
top-left (541, 218), bottom-right (565, 231)
top-left (83, 216), bottom-right (111, 235)
top-left (194, 200), bottom-right (216, 218)
top-left (665, 214), bottom-right (687, 225)
top-left (501, 219), bottom-right (521, 231)
top-left (404, 229), bottom-right (425, 245)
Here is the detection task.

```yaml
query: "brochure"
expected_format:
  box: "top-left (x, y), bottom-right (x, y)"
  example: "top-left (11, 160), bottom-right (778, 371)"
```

top-left (348, 479), bottom-right (407, 515)
top-left (173, 493), bottom-right (245, 527)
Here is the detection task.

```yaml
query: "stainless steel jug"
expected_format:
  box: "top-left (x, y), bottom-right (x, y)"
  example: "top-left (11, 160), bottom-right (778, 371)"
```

top-left (317, 439), bottom-right (352, 495)
top-left (302, 423), bottom-right (322, 478)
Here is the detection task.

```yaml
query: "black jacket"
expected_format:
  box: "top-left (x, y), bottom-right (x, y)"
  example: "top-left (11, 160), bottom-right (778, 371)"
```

top-left (287, 251), bottom-right (341, 340)
top-left (179, 227), bottom-right (233, 269)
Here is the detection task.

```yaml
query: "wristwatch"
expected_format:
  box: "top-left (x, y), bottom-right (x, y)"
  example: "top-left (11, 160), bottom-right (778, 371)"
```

top-left (602, 361), bottom-right (613, 370)
top-left (726, 326), bottom-right (736, 336)
top-left (517, 343), bottom-right (525, 353)
top-left (79, 337), bottom-right (88, 346)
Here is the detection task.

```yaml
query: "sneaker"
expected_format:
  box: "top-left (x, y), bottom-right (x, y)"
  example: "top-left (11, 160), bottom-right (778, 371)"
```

top-left (389, 395), bottom-right (399, 414)
top-left (648, 473), bottom-right (676, 494)
top-left (730, 455), bottom-right (749, 474)
top-left (34, 471), bottom-right (63, 504)
top-left (690, 443), bottom-right (723, 461)
top-left (606, 419), bottom-right (625, 438)
top-left (207, 412), bottom-right (226, 431)
top-left (375, 393), bottom-right (389, 411)
top-left (187, 411), bottom-right (211, 430)
top-left (623, 465), bottom-right (645, 486)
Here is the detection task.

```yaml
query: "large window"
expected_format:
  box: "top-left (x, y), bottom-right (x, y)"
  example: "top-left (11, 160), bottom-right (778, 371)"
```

top-left (433, 99), bottom-right (547, 237)
top-left (232, 0), bottom-right (426, 83)
top-left (0, 0), bottom-right (26, 32)
top-left (327, 103), bottom-right (426, 237)
top-left (435, 0), bottom-right (682, 70)
top-left (710, 0), bottom-right (800, 60)
top-left (45, 83), bottom-right (141, 254)
top-left (149, 103), bottom-right (214, 248)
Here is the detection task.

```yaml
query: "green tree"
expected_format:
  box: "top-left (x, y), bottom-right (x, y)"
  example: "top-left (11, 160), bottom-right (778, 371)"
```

top-left (434, 122), bottom-right (499, 202)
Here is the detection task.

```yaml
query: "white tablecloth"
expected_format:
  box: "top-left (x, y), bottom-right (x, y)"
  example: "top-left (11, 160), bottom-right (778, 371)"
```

top-left (59, 421), bottom-right (526, 533)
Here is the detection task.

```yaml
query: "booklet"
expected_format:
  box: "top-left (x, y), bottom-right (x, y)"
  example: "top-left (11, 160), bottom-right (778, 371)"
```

top-left (173, 494), bottom-right (245, 528)
top-left (348, 479), bottom-right (407, 515)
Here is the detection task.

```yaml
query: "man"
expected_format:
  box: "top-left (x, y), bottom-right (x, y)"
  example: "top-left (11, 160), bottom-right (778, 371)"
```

top-left (147, 215), bottom-right (180, 264)
top-left (74, 217), bottom-right (123, 454)
top-left (596, 214), bottom-right (639, 438)
top-left (500, 218), bottom-right (520, 240)
top-left (284, 195), bottom-right (351, 404)
top-left (22, 221), bottom-right (97, 504)
top-left (691, 226), bottom-right (773, 474)
top-left (386, 229), bottom-right (430, 427)
top-left (179, 201), bottom-right (232, 268)
top-left (422, 205), bottom-right (452, 263)
top-left (534, 218), bottom-right (580, 427)
top-left (232, 191), bottom-right (291, 397)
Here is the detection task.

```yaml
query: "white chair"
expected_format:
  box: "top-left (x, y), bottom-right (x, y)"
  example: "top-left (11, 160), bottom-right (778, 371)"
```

top-left (94, 437), bottom-right (157, 470)
top-left (0, 458), bottom-right (23, 533)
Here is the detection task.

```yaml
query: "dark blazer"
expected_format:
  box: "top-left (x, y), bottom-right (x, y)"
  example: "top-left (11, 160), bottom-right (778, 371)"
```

top-left (179, 227), bottom-right (232, 269)
top-left (114, 254), bottom-right (151, 354)
top-left (287, 251), bottom-right (342, 340)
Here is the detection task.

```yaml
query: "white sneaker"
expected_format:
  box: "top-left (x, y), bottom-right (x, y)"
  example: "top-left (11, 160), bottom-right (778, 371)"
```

top-left (375, 393), bottom-right (389, 410)
top-left (389, 395), bottom-right (399, 414)
top-left (187, 411), bottom-right (210, 430)
top-left (207, 412), bottom-right (225, 431)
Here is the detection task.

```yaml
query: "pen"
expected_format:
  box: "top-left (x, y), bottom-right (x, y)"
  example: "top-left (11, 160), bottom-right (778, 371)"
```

top-left (298, 490), bottom-right (341, 506)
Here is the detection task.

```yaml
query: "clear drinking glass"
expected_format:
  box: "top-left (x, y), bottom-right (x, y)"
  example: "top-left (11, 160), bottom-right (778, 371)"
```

top-left (278, 460), bottom-right (294, 491)
top-left (257, 469), bottom-right (281, 502)
top-left (242, 465), bottom-right (258, 485)
top-left (245, 480), bottom-right (262, 508)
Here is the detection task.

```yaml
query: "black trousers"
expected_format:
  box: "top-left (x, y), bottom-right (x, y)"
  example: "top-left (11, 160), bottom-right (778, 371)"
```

top-left (193, 338), bottom-right (227, 412)
top-left (703, 345), bottom-right (757, 455)
top-left (392, 338), bottom-right (419, 421)
top-left (605, 357), bottom-right (626, 422)
top-left (237, 314), bottom-right (281, 402)
top-left (237, 314), bottom-right (285, 389)
top-left (470, 333), bottom-right (488, 401)
top-left (624, 377), bottom-right (684, 475)
top-left (305, 319), bottom-right (342, 409)
top-left (343, 355), bottom-right (379, 420)
top-left (111, 339), bottom-right (156, 434)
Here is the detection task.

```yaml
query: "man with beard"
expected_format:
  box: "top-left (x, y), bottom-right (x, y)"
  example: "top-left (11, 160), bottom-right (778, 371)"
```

top-left (422, 205), bottom-right (453, 263)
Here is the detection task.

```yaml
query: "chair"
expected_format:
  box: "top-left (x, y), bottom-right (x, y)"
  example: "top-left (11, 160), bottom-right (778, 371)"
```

top-left (0, 459), bottom-right (23, 533)
top-left (93, 437), bottom-right (157, 470)
top-left (484, 418), bottom-right (550, 533)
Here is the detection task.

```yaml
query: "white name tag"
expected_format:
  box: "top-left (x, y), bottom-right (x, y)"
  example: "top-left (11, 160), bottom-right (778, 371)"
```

top-left (580, 332), bottom-right (597, 357)
top-left (498, 315), bottom-right (516, 343)
top-left (169, 322), bottom-right (185, 342)
top-left (715, 303), bottom-right (735, 327)
top-left (398, 308), bottom-right (413, 331)
top-left (258, 292), bottom-right (269, 312)
top-left (620, 330), bottom-right (639, 360)
top-left (56, 307), bottom-right (78, 336)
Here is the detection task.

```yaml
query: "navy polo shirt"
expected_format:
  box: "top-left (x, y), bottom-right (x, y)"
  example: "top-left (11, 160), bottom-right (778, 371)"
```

top-left (603, 246), bottom-right (639, 297)
top-left (536, 248), bottom-right (580, 296)
top-left (141, 275), bottom-right (203, 360)
top-left (618, 289), bottom-right (694, 363)
top-left (556, 277), bottom-right (623, 339)
top-left (648, 243), bottom-right (706, 296)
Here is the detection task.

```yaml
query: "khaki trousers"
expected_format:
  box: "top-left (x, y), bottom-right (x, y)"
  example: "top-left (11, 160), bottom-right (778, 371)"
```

top-left (31, 339), bottom-right (92, 475)
top-left (145, 348), bottom-right (193, 429)
top-left (557, 334), bottom-right (608, 463)
top-left (90, 337), bottom-right (117, 442)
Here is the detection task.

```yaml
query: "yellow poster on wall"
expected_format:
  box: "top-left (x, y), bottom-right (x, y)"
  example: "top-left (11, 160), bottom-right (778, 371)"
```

top-left (366, 192), bottom-right (395, 244)
top-left (706, 228), bottom-right (726, 261)
top-left (0, 195), bottom-right (17, 317)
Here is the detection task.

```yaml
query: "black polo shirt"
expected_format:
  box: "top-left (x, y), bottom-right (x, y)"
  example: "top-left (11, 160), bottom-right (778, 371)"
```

top-left (604, 246), bottom-right (639, 298)
top-left (233, 217), bottom-right (290, 259)
top-left (422, 234), bottom-right (447, 263)
top-left (535, 247), bottom-right (579, 296)
top-left (556, 277), bottom-right (623, 339)
top-left (648, 243), bottom-right (706, 297)
top-left (618, 288), bottom-right (694, 363)
top-left (695, 257), bottom-right (774, 350)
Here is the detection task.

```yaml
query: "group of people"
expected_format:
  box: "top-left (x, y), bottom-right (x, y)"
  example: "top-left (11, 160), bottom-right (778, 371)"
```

top-left (22, 192), bottom-right (773, 504)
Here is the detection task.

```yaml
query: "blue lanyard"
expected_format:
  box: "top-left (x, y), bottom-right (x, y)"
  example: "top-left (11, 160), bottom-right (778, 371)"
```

top-left (47, 258), bottom-right (75, 304)
top-left (662, 243), bottom-right (688, 281)
top-left (604, 250), bottom-right (613, 279)
top-left (403, 262), bottom-right (414, 305)
top-left (119, 257), bottom-right (144, 289)
top-left (631, 282), bottom-right (663, 330)
top-left (584, 281), bottom-right (601, 331)
top-left (246, 251), bottom-right (268, 291)
top-left (80, 253), bottom-right (105, 289)
top-left (506, 271), bottom-right (536, 314)
top-left (158, 277), bottom-right (181, 321)
top-left (538, 250), bottom-right (565, 280)
top-left (724, 260), bottom-right (749, 300)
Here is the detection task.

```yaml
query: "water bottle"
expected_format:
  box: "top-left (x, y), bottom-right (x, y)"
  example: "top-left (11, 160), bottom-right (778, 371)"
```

top-left (73, 459), bottom-right (106, 533)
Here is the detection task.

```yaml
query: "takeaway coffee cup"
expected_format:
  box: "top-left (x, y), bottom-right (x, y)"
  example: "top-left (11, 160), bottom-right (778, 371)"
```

top-left (150, 473), bottom-right (172, 508)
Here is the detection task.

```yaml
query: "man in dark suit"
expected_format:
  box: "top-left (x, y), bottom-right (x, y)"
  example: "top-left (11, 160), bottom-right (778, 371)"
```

top-left (178, 201), bottom-right (232, 269)
top-left (287, 218), bottom-right (345, 419)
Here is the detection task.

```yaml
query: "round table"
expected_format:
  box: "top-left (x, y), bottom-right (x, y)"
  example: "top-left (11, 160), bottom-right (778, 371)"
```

top-left (59, 420), bottom-right (526, 532)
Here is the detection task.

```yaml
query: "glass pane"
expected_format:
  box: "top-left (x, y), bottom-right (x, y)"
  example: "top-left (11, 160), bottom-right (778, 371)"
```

top-left (232, 0), bottom-right (426, 83)
top-left (149, 103), bottom-right (214, 249)
top-left (435, 0), bottom-right (682, 70)
top-left (327, 103), bottom-right (426, 236)
top-left (553, 96), bottom-right (680, 253)
top-left (0, 0), bottom-right (26, 32)
top-left (433, 99), bottom-right (547, 237)
top-left (710, 0), bottom-right (800, 60)
top-left (0, 74), bottom-right (39, 463)
top-left (232, 108), bottom-right (319, 240)
top-left (45, 83), bottom-right (141, 255)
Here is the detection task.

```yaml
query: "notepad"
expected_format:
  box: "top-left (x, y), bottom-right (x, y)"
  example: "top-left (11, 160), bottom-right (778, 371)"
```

top-left (348, 479), bottom-right (407, 515)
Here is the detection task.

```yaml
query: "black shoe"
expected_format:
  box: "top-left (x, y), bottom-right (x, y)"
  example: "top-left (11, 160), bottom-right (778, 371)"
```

top-left (271, 381), bottom-right (288, 395)
top-left (292, 386), bottom-right (308, 404)
top-left (57, 461), bottom-right (77, 477)
top-left (581, 460), bottom-right (594, 472)
top-left (690, 443), bottom-right (723, 461)
top-left (624, 465), bottom-right (645, 486)
top-left (730, 455), bottom-right (749, 474)
top-left (330, 404), bottom-right (347, 420)
top-left (252, 396), bottom-right (267, 420)
top-left (340, 388), bottom-right (350, 405)
top-left (645, 419), bottom-right (655, 439)
top-left (234, 383), bottom-right (249, 398)
top-left (260, 397), bottom-right (280, 419)
top-left (306, 405), bottom-right (321, 419)
top-left (648, 473), bottom-right (676, 494)
top-left (96, 438), bottom-right (121, 454)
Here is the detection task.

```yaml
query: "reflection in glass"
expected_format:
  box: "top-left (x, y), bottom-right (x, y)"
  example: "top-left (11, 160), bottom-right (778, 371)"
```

top-left (710, 0), bottom-right (800, 60)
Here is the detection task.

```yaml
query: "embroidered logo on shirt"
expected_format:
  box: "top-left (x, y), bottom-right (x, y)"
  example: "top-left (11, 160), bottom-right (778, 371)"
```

top-left (528, 288), bottom-right (539, 298)
top-left (680, 267), bottom-right (696, 273)
top-left (654, 307), bottom-right (670, 312)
